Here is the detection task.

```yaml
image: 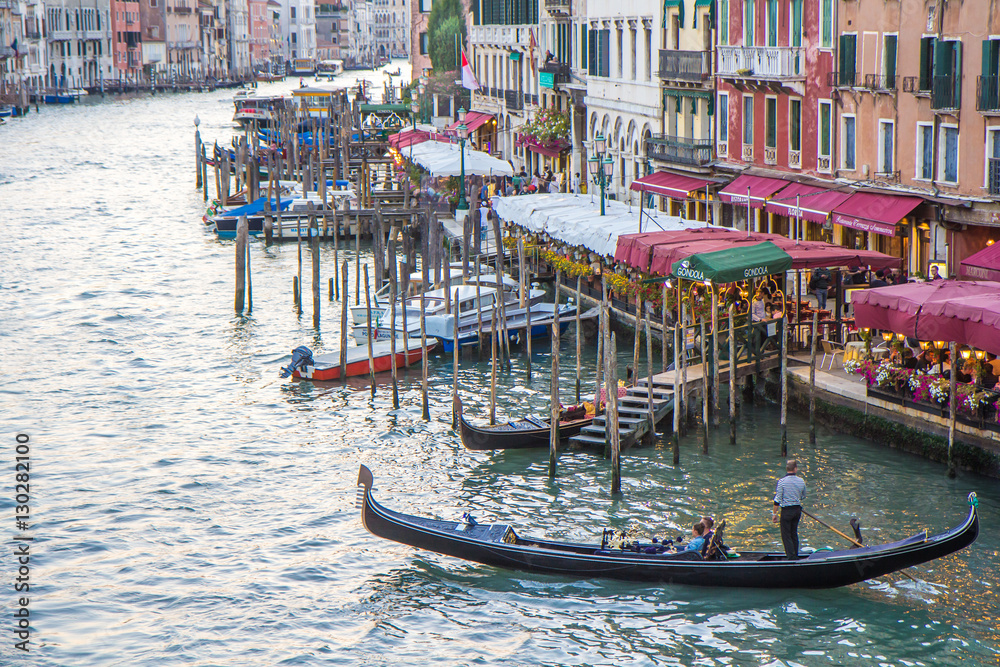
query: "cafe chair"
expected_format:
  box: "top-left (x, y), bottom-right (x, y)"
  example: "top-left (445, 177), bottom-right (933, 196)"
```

top-left (820, 339), bottom-right (846, 370)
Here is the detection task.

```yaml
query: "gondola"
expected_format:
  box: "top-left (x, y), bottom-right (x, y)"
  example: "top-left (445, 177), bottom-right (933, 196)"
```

top-left (357, 465), bottom-right (979, 588)
top-left (459, 411), bottom-right (594, 450)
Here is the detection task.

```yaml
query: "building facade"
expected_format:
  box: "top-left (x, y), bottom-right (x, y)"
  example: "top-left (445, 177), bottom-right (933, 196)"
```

top-left (111, 0), bottom-right (143, 82)
top-left (46, 0), bottom-right (114, 89)
top-left (408, 0), bottom-right (429, 75)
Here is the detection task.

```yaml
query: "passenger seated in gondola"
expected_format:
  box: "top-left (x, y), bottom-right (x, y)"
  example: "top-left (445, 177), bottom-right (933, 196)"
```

top-left (683, 521), bottom-right (708, 554)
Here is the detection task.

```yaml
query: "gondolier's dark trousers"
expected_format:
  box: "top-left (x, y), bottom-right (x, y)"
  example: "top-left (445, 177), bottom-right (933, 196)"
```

top-left (780, 505), bottom-right (802, 559)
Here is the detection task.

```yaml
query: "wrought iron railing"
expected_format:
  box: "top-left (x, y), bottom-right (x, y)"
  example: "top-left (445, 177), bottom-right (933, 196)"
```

top-left (504, 89), bottom-right (523, 110)
top-left (864, 73), bottom-right (897, 91)
top-left (931, 74), bottom-right (958, 110)
top-left (989, 158), bottom-right (1000, 196)
top-left (977, 75), bottom-right (1000, 112)
top-left (645, 134), bottom-right (713, 166)
top-left (657, 49), bottom-right (709, 82)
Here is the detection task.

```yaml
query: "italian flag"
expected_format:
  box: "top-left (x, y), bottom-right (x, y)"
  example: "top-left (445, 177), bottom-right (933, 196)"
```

top-left (461, 50), bottom-right (480, 91)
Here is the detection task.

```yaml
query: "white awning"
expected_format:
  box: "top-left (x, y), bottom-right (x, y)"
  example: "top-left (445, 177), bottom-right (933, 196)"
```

top-left (492, 193), bottom-right (714, 258)
top-left (407, 141), bottom-right (514, 177)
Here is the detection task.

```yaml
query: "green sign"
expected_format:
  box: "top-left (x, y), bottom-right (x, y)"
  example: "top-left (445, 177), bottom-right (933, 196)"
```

top-left (539, 71), bottom-right (555, 88)
top-left (670, 241), bottom-right (793, 284)
top-left (509, 52), bottom-right (522, 61)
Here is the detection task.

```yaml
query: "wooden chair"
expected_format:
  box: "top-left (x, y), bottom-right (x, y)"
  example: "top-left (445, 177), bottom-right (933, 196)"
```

top-left (820, 339), bottom-right (846, 370)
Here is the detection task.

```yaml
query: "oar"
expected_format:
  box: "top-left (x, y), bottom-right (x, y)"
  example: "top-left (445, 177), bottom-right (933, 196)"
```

top-left (803, 510), bottom-right (918, 583)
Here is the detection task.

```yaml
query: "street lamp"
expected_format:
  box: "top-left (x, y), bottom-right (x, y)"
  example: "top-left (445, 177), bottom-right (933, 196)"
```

top-left (410, 97), bottom-right (418, 130)
top-left (588, 133), bottom-right (614, 216)
top-left (456, 107), bottom-right (469, 214)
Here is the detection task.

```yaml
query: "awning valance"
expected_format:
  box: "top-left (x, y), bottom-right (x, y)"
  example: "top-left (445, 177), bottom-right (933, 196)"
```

top-left (765, 183), bottom-right (853, 224)
top-left (671, 241), bottom-right (793, 284)
top-left (446, 111), bottom-right (495, 134)
top-left (960, 243), bottom-right (1000, 282)
top-left (831, 191), bottom-right (924, 236)
top-left (718, 174), bottom-right (788, 209)
top-left (630, 171), bottom-right (712, 201)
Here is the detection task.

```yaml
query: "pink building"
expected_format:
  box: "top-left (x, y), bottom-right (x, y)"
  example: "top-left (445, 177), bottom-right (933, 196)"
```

top-left (248, 0), bottom-right (270, 67)
top-left (111, 0), bottom-right (143, 82)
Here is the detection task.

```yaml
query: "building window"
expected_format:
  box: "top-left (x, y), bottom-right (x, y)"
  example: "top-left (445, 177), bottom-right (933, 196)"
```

top-left (616, 26), bottom-right (622, 77)
top-left (987, 128), bottom-right (1000, 194)
top-left (878, 120), bottom-right (894, 174)
top-left (717, 0), bottom-right (728, 44)
top-left (883, 34), bottom-right (897, 88)
top-left (419, 31), bottom-right (427, 54)
top-left (916, 123), bottom-right (933, 180)
top-left (743, 95), bottom-right (753, 145)
top-left (630, 28), bottom-right (636, 79)
top-left (644, 27), bottom-right (651, 80)
top-left (718, 92), bottom-right (729, 143)
top-left (818, 100), bottom-right (832, 168)
top-left (789, 98), bottom-right (801, 152)
top-left (766, 0), bottom-right (777, 46)
top-left (939, 125), bottom-right (959, 183)
top-left (764, 96), bottom-right (776, 148)
top-left (790, 0), bottom-right (801, 47)
top-left (838, 34), bottom-right (856, 86)
top-left (820, 0), bottom-right (832, 48)
top-left (744, 0), bottom-right (754, 46)
top-left (842, 115), bottom-right (855, 171)
top-left (918, 37), bottom-right (935, 91)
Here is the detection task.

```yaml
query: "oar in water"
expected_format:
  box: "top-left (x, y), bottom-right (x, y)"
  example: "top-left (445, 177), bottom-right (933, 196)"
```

top-left (803, 509), bottom-right (918, 583)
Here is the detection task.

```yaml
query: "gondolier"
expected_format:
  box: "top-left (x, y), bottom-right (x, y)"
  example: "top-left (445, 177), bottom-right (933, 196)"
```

top-left (772, 459), bottom-right (806, 560)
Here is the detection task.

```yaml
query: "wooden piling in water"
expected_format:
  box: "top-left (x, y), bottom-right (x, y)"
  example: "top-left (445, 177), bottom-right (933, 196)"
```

top-left (672, 323), bottom-right (681, 465)
top-left (729, 306), bottom-right (737, 446)
top-left (235, 215), bottom-right (248, 313)
top-left (809, 312), bottom-right (817, 446)
top-left (948, 340), bottom-right (957, 478)
top-left (701, 320), bottom-right (709, 454)
top-left (549, 287), bottom-right (560, 480)
top-left (340, 260), bottom-right (348, 379)
top-left (661, 282), bottom-right (669, 373)
top-left (491, 215), bottom-right (511, 370)
top-left (475, 261), bottom-right (484, 359)
top-left (575, 275), bottom-right (582, 404)
top-left (354, 202), bottom-right (361, 306)
top-left (364, 264), bottom-right (376, 398)
top-left (420, 287), bottom-right (430, 421)
top-left (609, 331), bottom-right (621, 496)
top-left (780, 315), bottom-right (788, 457)
top-left (490, 305), bottom-right (497, 425)
top-left (645, 306), bottom-right (654, 443)
top-left (711, 289), bottom-right (720, 427)
top-left (311, 216), bottom-right (320, 328)
top-left (389, 249), bottom-right (399, 410)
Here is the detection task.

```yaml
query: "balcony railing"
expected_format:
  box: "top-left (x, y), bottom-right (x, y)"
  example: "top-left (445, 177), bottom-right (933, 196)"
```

top-left (931, 74), bottom-right (958, 110)
top-left (989, 158), bottom-right (1000, 196)
top-left (469, 25), bottom-right (530, 47)
top-left (977, 75), bottom-right (1000, 112)
top-left (717, 46), bottom-right (804, 80)
top-left (540, 61), bottom-right (570, 85)
top-left (0, 45), bottom-right (14, 58)
top-left (864, 73), bottom-right (897, 91)
top-left (902, 75), bottom-right (930, 94)
top-left (827, 70), bottom-right (856, 88)
top-left (657, 49), bottom-right (709, 82)
top-left (504, 89), bottom-right (523, 110)
top-left (646, 134), bottom-right (713, 167)
top-left (170, 4), bottom-right (193, 12)
top-left (544, 0), bottom-right (570, 14)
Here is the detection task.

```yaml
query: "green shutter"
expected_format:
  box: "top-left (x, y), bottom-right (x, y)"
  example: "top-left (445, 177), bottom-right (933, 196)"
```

top-left (885, 34), bottom-right (897, 88)
top-left (745, 0), bottom-right (753, 45)
top-left (919, 37), bottom-right (934, 90)
top-left (953, 40), bottom-right (962, 107)
top-left (720, 0), bottom-right (728, 43)
top-left (791, 0), bottom-right (801, 47)
top-left (821, 0), bottom-right (832, 47)
top-left (767, 0), bottom-right (777, 46)
top-left (839, 35), bottom-right (856, 86)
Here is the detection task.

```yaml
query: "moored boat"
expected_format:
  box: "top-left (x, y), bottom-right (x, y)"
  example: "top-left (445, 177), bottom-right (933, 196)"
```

top-left (357, 465), bottom-right (980, 588)
top-left (459, 408), bottom-right (595, 450)
top-left (280, 338), bottom-right (437, 381)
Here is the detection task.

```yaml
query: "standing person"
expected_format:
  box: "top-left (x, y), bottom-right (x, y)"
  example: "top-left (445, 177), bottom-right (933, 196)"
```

top-left (548, 178), bottom-right (560, 194)
top-left (772, 459), bottom-right (806, 560)
top-left (512, 171), bottom-right (523, 194)
top-left (571, 172), bottom-right (581, 194)
top-left (808, 268), bottom-right (830, 310)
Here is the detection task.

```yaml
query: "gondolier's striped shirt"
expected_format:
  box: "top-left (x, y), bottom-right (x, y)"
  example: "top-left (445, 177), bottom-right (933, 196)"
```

top-left (774, 474), bottom-right (806, 507)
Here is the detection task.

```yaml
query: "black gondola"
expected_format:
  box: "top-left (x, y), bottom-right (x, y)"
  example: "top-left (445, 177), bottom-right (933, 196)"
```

top-left (459, 413), bottom-right (594, 450)
top-left (357, 465), bottom-right (979, 589)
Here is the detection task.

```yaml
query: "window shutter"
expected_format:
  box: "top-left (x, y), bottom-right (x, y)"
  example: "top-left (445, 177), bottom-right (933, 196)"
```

top-left (884, 34), bottom-right (896, 87)
top-left (952, 40), bottom-right (962, 106)
top-left (588, 27), bottom-right (596, 75)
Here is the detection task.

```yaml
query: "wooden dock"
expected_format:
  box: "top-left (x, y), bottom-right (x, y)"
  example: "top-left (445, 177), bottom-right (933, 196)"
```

top-left (569, 384), bottom-right (675, 450)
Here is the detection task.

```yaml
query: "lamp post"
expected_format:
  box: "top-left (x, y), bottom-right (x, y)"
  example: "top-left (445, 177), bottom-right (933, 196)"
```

top-left (410, 97), bottom-right (418, 130)
top-left (587, 133), bottom-right (614, 216)
top-left (456, 107), bottom-right (469, 215)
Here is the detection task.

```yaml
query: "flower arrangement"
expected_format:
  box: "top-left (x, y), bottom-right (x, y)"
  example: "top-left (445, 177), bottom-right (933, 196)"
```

top-left (520, 108), bottom-right (571, 144)
top-left (539, 249), bottom-right (593, 278)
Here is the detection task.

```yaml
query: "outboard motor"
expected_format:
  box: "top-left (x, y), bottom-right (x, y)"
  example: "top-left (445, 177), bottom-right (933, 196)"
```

top-left (280, 346), bottom-right (314, 378)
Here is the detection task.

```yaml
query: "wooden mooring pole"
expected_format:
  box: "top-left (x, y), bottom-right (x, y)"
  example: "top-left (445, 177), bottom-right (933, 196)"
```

top-left (235, 215), bottom-right (248, 313)
top-left (389, 256), bottom-right (399, 410)
top-left (780, 315), bottom-right (788, 457)
top-left (490, 305), bottom-right (498, 425)
top-left (948, 341), bottom-right (957, 478)
top-left (311, 216), bottom-right (320, 328)
top-left (549, 309), bottom-right (559, 480)
top-left (575, 275), bottom-right (582, 404)
top-left (672, 323), bottom-right (681, 465)
top-left (729, 306), bottom-right (737, 446)
top-left (420, 286), bottom-right (430, 421)
top-left (701, 320), bottom-right (709, 454)
top-left (809, 312), bottom-right (817, 446)
top-left (340, 260), bottom-right (348, 379)
top-left (609, 332), bottom-right (621, 496)
top-left (363, 264), bottom-right (376, 398)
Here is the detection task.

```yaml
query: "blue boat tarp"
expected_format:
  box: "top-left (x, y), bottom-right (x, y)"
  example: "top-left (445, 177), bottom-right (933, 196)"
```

top-left (219, 196), bottom-right (293, 218)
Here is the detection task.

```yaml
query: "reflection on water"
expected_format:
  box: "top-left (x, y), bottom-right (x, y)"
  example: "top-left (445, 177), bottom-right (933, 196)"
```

top-left (0, 61), bottom-right (998, 666)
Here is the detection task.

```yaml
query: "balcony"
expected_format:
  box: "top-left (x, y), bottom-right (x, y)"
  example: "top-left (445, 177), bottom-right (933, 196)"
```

top-left (0, 45), bottom-right (14, 58)
top-left (544, 0), bottom-right (570, 14)
top-left (717, 46), bottom-right (804, 81)
top-left (539, 61), bottom-right (570, 85)
top-left (826, 70), bottom-right (856, 88)
top-left (170, 3), bottom-right (193, 13)
top-left (504, 89), bottom-right (523, 110)
top-left (645, 134), bottom-right (713, 167)
top-left (902, 75), bottom-right (930, 95)
top-left (864, 73), bottom-right (897, 92)
top-left (977, 76), bottom-right (1000, 113)
top-left (931, 74), bottom-right (958, 110)
top-left (657, 49), bottom-right (709, 83)
top-left (469, 25), bottom-right (531, 48)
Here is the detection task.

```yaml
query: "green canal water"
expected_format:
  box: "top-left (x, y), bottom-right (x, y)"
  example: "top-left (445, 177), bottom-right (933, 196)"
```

top-left (0, 72), bottom-right (997, 665)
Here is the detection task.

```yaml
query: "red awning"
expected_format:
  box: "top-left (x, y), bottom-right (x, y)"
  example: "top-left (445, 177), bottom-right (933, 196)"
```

top-left (524, 138), bottom-right (570, 157)
top-left (765, 183), bottom-right (853, 224)
top-left (718, 174), bottom-right (788, 209)
top-left (389, 128), bottom-right (431, 149)
top-left (614, 228), bottom-right (735, 271)
top-left (446, 111), bottom-right (495, 134)
top-left (831, 192), bottom-right (924, 236)
top-left (629, 171), bottom-right (712, 201)
top-left (959, 243), bottom-right (1000, 282)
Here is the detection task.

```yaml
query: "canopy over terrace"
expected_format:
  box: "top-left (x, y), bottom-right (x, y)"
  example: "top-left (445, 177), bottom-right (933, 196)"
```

top-left (616, 228), bottom-right (902, 275)
top-left (491, 193), bottom-right (705, 258)
top-left (959, 243), bottom-right (1000, 282)
top-left (671, 242), bottom-right (793, 284)
top-left (852, 280), bottom-right (1000, 356)
top-left (405, 140), bottom-right (514, 177)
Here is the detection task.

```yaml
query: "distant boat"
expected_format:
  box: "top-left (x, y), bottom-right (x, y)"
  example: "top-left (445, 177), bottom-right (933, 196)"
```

top-left (43, 90), bottom-right (79, 104)
top-left (459, 410), bottom-right (595, 450)
top-left (280, 338), bottom-right (437, 381)
top-left (0, 105), bottom-right (13, 118)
